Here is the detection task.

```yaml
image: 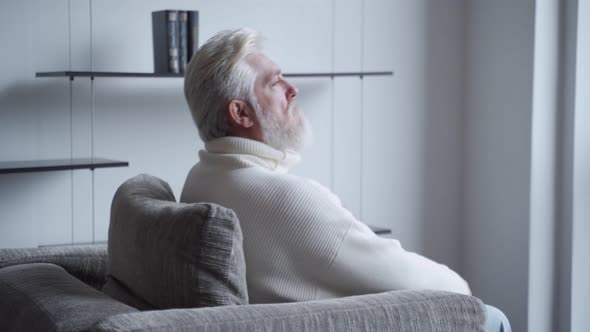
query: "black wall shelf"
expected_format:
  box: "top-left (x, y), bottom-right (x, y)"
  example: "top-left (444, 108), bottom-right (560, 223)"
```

top-left (368, 225), bottom-right (391, 235)
top-left (36, 71), bottom-right (394, 80)
top-left (0, 158), bottom-right (129, 174)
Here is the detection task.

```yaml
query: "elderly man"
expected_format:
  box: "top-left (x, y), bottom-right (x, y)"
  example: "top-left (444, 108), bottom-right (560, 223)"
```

top-left (181, 28), bottom-right (510, 332)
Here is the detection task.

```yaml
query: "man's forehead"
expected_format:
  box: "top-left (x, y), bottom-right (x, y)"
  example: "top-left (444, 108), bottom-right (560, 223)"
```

top-left (246, 52), bottom-right (281, 76)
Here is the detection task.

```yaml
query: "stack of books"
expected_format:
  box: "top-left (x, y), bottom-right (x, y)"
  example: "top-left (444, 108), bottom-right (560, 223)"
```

top-left (152, 10), bottom-right (199, 74)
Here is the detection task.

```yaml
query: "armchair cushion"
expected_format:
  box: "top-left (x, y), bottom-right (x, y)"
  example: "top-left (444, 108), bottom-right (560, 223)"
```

top-left (105, 174), bottom-right (248, 310)
top-left (0, 263), bottom-right (137, 332)
top-left (0, 244), bottom-right (108, 290)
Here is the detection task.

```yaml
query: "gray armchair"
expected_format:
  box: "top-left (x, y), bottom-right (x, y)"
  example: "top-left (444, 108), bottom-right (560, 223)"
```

top-left (0, 245), bottom-right (486, 332)
top-left (0, 174), bottom-right (487, 331)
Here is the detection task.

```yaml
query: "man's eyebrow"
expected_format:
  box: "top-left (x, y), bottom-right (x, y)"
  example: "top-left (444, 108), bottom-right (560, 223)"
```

top-left (264, 69), bottom-right (282, 84)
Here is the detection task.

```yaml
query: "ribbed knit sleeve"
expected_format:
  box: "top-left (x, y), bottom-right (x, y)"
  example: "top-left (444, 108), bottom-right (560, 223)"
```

top-left (316, 219), bottom-right (471, 298)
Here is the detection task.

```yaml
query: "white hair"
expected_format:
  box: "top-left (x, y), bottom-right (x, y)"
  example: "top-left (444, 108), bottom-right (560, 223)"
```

top-left (184, 28), bottom-right (263, 142)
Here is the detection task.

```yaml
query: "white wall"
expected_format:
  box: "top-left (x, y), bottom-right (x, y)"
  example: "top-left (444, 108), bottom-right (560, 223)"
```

top-left (463, 1), bottom-right (535, 332)
top-left (0, 0), bottom-right (467, 278)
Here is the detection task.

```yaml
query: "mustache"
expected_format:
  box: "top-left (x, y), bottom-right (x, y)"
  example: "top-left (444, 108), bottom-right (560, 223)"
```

top-left (287, 100), bottom-right (298, 114)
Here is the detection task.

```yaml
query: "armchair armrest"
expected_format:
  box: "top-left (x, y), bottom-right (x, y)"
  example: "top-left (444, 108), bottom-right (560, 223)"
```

top-left (0, 244), bottom-right (108, 290)
top-left (91, 290), bottom-right (487, 332)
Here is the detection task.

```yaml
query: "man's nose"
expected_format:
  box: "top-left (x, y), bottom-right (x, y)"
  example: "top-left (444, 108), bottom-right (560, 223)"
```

top-left (286, 80), bottom-right (298, 99)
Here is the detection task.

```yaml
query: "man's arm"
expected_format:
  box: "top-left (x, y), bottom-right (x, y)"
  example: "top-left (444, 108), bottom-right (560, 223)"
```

top-left (314, 219), bottom-right (471, 298)
top-left (270, 176), bottom-right (470, 300)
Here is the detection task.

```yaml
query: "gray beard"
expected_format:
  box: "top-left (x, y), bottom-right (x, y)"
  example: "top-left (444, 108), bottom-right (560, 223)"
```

top-left (256, 104), bottom-right (312, 153)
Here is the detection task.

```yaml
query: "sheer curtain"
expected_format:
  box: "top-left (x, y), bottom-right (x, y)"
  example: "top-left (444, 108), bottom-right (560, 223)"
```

top-left (529, 0), bottom-right (588, 331)
top-left (569, 0), bottom-right (589, 330)
top-left (555, 0), bottom-right (589, 330)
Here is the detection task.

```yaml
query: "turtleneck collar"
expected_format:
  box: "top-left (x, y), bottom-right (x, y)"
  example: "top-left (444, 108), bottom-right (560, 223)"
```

top-left (204, 136), bottom-right (301, 172)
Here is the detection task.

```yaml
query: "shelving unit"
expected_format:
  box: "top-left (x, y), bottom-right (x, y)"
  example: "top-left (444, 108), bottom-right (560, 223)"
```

top-left (0, 158), bottom-right (128, 174)
top-left (27, 69), bottom-right (394, 178)
top-left (29, 70), bottom-right (393, 172)
top-left (30, 69), bottom-right (395, 239)
top-left (36, 70), bottom-right (394, 80)
top-left (26, 70), bottom-right (393, 174)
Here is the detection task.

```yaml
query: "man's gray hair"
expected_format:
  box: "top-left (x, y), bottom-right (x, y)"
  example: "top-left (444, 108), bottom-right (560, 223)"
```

top-left (184, 28), bottom-right (263, 142)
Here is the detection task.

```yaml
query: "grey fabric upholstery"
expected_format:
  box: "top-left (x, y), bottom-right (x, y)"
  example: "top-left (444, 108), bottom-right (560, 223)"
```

top-left (102, 276), bottom-right (156, 311)
top-left (105, 174), bottom-right (248, 310)
top-left (90, 290), bottom-right (487, 332)
top-left (0, 172), bottom-right (489, 331)
top-left (0, 244), bottom-right (488, 332)
top-left (0, 244), bottom-right (108, 290)
top-left (0, 263), bottom-right (137, 332)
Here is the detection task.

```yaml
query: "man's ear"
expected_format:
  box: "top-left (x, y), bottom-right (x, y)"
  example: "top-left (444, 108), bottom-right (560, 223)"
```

top-left (226, 100), bottom-right (255, 128)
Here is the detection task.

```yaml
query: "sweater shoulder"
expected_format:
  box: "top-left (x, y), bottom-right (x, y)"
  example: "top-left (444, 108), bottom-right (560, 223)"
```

top-left (253, 171), bottom-right (342, 207)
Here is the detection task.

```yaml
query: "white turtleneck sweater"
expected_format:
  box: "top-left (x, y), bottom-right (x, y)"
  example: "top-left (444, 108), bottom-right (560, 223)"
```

top-left (180, 137), bottom-right (470, 304)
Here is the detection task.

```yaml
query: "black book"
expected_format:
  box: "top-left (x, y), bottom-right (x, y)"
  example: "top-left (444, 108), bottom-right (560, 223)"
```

top-left (187, 11), bottom-right (199, 63)
top-left (152, 10), bottom-right (180, 74)
top-left (178, 11), bottom-right (188, 74)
